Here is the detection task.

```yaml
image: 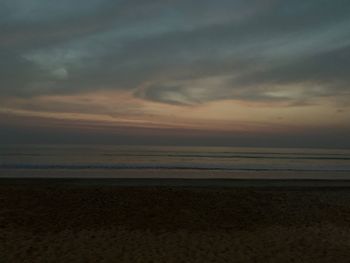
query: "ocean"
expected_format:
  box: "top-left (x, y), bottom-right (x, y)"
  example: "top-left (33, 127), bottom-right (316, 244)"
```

top-left (0, 145), bottom-right (350, 179)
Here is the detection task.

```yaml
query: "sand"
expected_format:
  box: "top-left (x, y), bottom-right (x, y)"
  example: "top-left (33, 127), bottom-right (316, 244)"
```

top-left (1, 181), bottom-right (350, 262)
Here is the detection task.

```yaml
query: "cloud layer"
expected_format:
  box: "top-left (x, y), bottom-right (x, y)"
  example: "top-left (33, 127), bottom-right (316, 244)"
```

top-left (1, 0), bottom-right (350, 146)
top-left (1, 0), bottom-right (349, 102)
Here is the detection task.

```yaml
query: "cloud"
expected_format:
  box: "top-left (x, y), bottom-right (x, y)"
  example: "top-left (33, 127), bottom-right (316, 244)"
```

top-left (137, 43), bottom-right (350, 105)
top-left (0, 0), bottom-right (350, 108)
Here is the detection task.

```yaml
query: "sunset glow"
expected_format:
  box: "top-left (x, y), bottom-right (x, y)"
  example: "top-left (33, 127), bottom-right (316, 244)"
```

top-left (1, 0), bottom-right (349, 147)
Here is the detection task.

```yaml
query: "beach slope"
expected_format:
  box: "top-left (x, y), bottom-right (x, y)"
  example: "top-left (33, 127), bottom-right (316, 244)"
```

top-left (1, 181), bottom-right (350, 262)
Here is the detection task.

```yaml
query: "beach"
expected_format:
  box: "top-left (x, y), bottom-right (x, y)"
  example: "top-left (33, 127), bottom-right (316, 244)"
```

top-left (2, 0), bottom-right (350, 261)
top-left (2, 179), bottom-right (350, 262)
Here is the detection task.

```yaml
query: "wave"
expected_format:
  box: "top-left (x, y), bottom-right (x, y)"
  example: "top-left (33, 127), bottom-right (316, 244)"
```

top-left (1, 163), bottom-right (349, 172)
top-left (0, 153), bottom-right (44, 157)
top-left (2, 151), bottom-right (349, 160)
top-left (101, 153), bottom-right (350, 160)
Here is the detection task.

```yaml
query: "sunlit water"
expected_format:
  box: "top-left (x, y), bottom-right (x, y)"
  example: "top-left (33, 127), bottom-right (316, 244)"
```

top-left (0, 145), bottom-right (350, 179)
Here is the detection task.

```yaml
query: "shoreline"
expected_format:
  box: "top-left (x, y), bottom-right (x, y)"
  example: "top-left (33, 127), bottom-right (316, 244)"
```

top-left (2, 177), bottom-right (350, 187)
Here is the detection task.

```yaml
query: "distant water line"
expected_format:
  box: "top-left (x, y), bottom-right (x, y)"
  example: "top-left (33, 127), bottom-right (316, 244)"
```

top-left (1, 145), bottom-right (350, 178)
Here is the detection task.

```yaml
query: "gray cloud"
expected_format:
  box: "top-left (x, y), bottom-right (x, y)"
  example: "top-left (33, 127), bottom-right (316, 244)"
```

top-left (1, 0), bottom-right (350, 107)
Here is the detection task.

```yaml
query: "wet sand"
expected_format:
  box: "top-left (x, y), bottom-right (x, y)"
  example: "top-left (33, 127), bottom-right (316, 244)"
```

top-left (1, 179), bottom-right (350, 262)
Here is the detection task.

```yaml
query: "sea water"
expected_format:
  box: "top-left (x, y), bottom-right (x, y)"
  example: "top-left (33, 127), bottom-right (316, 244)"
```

top-left (0, 145), bottom-right (349, 179)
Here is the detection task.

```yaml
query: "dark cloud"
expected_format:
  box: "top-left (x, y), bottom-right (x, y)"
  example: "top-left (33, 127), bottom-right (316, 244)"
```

top-left (0, 51), bottom-right (49, 97)
top-left (234, 45), bottom-right (350, 87)
top-left (1, 112), bottom-right (350, 148)
top-left (0, 0), bottom-right (350, 106)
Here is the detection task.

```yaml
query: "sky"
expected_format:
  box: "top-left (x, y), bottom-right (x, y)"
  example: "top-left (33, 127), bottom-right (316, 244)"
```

top-left (0, 0), bottom-right (350, 148)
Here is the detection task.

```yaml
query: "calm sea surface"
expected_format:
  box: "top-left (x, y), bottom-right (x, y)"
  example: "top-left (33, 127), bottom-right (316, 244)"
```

top-left (0, 145), bottom-right (350, 179)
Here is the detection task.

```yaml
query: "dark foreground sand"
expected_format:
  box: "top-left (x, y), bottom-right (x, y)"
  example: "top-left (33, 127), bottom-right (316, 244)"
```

top-left (2, 180), bottom-right (350, 262)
